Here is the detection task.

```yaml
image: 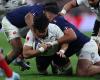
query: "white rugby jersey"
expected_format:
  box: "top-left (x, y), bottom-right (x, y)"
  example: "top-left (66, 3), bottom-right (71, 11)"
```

top-left (77, 0), bottom-right (100, 21)
top-left (24, 23), bottom-right (64, 56)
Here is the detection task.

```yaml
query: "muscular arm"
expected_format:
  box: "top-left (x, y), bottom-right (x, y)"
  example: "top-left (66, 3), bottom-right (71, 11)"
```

top-left (60, 43), bottom-right (68, 51)
top-left (23, 43), bottom-right (49, 59)
top-left (23, 45), bottom-right (40, 59)
top-left (25, 12), bottom-right (34, 29)
top-left (61, 0), bottom-right (78, 14)
top-left (57, 43), bottom-right (69, 58)
top-left (57, 28), bottom-right (77, 44)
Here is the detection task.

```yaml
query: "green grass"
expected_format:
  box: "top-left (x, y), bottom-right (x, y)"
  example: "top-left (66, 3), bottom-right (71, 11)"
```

top-left (0, 32), bottom-right (99, 80)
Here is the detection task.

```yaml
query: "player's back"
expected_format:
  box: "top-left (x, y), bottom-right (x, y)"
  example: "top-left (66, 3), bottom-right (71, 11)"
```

top-left (6, 4), bottom-right (43, 28)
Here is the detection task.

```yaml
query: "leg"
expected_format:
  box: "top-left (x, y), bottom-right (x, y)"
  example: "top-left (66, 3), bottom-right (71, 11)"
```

top-left (52, 54), bottom-right (73, 75)
top-left (5, 37), bottom-right (23, 64)
top-left (1, 17), bottom-right (30, 69)
top-left (77, 39), bottom-right (100, 76)
top-left (77, 59), bottom-right (100, 76)
top-left (36, 56), bottom-right (53, 75)
top-left (6, 37), bottom-right (30, 70)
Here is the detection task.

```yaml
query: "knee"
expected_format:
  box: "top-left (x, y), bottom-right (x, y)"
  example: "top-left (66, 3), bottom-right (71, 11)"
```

top-left (76, 68), bottom-right (91, 76)
top-left (77, 70), bottom-right (86, 76)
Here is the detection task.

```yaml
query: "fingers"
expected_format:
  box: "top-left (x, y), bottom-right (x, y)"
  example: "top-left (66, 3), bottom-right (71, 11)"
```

top-left (57, 50), bottom-right (66, 58)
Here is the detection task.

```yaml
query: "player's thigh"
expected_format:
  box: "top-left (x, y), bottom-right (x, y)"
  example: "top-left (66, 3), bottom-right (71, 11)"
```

top-left (2, 17), bottom-right (20, 41)
top-left (77, 39), bottom-right (100, 71)
top-left (76, 59), bottom-right (93, 76)
top-left (36, 56), bottom-right (53, 71)
top-left (79, 39), bottom-right (99, 64)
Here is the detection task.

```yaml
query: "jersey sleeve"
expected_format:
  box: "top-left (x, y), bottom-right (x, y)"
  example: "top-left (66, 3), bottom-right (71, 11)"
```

top-left (24, 30), bottom-right (34, 47)
top-left (53, 24), bottom-right (64, 39)
top-left (30, 5), bottom-right (44, 16)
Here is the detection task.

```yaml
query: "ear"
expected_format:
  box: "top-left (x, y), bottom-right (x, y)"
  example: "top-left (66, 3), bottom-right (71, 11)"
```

top-left (25, 12), bottom-right (34, 28)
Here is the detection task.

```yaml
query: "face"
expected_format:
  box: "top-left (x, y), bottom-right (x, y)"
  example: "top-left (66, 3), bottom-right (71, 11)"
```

top-left (32, 27), bottom-right (48, 39)
top-left (88, 0), bottom-right (99, 7)
top-left (44, 11), bottom-right (54, 21)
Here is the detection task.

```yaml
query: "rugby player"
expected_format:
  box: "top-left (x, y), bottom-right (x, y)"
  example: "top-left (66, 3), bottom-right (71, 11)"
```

top-left (60, 0), bottom-right (100, 49)
top-left (44, 2), bottom-right (100, 76)
top-left (1, 4), bottom-right (43, 70)
top-left (23, 13), bottom-right (73, 75)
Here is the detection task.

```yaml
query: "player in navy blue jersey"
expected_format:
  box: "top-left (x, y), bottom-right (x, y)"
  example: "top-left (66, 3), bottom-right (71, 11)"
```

top-left (60, 0), bottom-right (100, 54)
top-left (1, 4), bottom-right (44, 70)
top-left (43, 2), bottom-right (100, 76)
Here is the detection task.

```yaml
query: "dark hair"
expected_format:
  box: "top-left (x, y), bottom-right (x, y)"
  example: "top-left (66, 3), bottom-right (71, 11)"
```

top-left (33, 13), bottom-right (49, 32)
top-left (44, 2), bottom-right (60, 14)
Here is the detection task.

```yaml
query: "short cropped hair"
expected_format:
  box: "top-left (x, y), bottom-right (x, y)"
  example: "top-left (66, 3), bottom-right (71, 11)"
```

top-left (33, 14), bottom-right (49, 32)
top-left (44, 2), bottom-right (60, 14)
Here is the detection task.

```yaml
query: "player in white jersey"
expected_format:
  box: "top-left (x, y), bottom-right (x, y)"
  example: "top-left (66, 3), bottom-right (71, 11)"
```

top-left (23, 13), bottom-right (73, 75)
top-left (60, 0), bottom-right (100, 51)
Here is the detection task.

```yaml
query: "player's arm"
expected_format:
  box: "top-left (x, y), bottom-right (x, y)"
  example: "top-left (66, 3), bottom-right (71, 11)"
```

top-left (57, 43), bottom-right (68, 58)
top-left (46, 25), bottom-right (77, 47)
top-left (60, 0), bottom-right (78, 15)
top-left (25, 12), bottom-right (34, 29)
top-left (23, 30), bottom-right (49, 58)
top-left (23, 44), bottom-right (49, 59)
top-left (57, 27), bottom-right (77, 44)
top-left (22, 30), bottom-right (39, 58)
top-left (23, 45), bottom-right (40, 58)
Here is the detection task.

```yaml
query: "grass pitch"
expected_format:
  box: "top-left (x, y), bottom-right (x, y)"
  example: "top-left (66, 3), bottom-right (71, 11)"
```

top-left (0, 32), bottom-right (99, 80)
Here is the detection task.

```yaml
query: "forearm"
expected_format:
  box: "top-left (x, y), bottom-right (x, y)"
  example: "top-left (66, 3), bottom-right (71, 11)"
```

top-left (60, 43), bottom-right (68, 51)
top-left (23, 49), bottom-right (40, 59)
top-left (25, 12), bottom-right (34, 29)
top-left (61, 0), bottom-right (77, 14)
top-left (57, 28), bottom-right (77, 44)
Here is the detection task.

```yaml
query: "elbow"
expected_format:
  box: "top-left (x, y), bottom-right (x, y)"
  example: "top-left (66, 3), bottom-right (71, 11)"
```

top-left (72, 33), bottom-right (77, 41)
top-left (64, 28), bottom-right (77, 42)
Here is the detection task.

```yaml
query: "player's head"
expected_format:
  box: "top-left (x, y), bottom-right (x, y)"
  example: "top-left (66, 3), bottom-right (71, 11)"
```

top-left (88, 0), bottom-right (99, 7)
top-left (44, 2), bottom-right (60, 21)
top-left (32, 13), bottom-right (49, 38)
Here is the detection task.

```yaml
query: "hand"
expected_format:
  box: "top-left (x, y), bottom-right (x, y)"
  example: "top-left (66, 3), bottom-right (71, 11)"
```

top-left (57, 50), bottom-right (66, 58)
top-left (45, 42), bottom-right (53, 48)
top-left (40, 43), bottom-right (48, 51)
top-left (45, 41), bottom-right (58, 48)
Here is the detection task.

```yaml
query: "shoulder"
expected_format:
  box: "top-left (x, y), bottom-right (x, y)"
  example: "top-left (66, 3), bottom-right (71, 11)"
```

top-left (48, 23), bottom-right (61, 30)
top-left (26, 30), bottom-right (34, 38)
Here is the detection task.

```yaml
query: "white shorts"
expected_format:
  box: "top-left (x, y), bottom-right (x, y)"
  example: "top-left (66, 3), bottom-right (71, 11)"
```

top-left (2, 17), bottom-right (20, 41)
top-left (79, 39), bottom-right (100, 64)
